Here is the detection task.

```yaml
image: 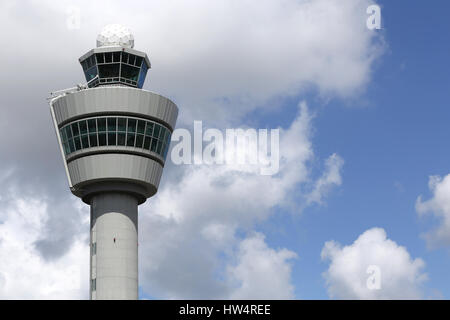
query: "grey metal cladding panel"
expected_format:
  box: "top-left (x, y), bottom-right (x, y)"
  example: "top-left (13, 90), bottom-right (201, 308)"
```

top-left (68, 153), bottom-right (164, 190)
top-left (54, 95), bottom-right (68, 124)
top-left (53, 87), bottom-right (178, 130)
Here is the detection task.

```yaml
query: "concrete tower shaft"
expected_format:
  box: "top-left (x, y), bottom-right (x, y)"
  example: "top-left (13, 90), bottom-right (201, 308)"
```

top-left (90, 193), bottom-right (138, 300)
top-left (50, 25), bottom-right (178, 299)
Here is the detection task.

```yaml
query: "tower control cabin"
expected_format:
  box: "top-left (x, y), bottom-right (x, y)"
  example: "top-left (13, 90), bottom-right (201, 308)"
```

top-left (49, 24), bottom-right (178, 299)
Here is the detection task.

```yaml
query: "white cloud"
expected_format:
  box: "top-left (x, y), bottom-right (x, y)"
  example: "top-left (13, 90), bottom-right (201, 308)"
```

top-left (321, 228), bottom-right (427, 299)
top-left (227, 233), bottom-right (297, 299)
top-left (0, 189), bottom-right (89, 299)
top-left (307, 153), bottom-right (344, 205)
top-left (139, 102), bottom-right (342, 299)
top-left (416, 174), bottom-right (450, 248)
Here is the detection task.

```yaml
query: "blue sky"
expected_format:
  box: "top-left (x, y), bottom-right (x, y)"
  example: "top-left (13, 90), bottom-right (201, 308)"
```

top-left (0, 0), bottom-right (449, 299)
top-left (250, 0), bottom-right (450, 298)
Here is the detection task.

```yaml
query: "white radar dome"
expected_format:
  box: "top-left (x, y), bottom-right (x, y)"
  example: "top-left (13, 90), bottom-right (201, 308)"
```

top-left (96, 24), bottom-right (134, 48)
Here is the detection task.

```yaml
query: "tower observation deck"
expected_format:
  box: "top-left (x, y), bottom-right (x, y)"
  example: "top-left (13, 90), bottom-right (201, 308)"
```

top-left (49, 24), bottom-right (178, 299)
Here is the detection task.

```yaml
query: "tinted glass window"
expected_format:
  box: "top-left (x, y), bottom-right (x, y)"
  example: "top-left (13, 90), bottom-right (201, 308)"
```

top-left (156, 141), bottom-right (163, 154)
top-left (122, 52), bottom-right (129, 64)
top-left (84, 66), bottom-right (98, 81)
top-left (154, 125), bottom-right (161, 139)
top-left (71, 123), bottom-right (80, 136)
top-left (63, 142), bottom-right (70, 155)
top-left (87, 56), bottom-right (93, 69)
top-left (117, 133), bottom-right (126, 146)
top-left (81, 59), bottom-right (88, 71)
top-left (65, 126), bottom-right (73, 139)
top-left (138, 62), bottom-right (148, 88)
top-left (84, 51), bottom-right (146, 88)
top-left (69, 139), bottom-right (75, 153)
top-left (60, 129), bottom-right (67, 142)
top-left (135, 134), bottom-right (144, 148)
top-left (163, 143), bottom-right (169, 158)
top-left (97, 118), bottom-right (106, 132)
top-left (107, 118), bottom-right (116, 132)
top-left (98, 64), bottom-right (120, 78)
top-left (113, 52), bottom-right (121, 63)
top-left (151, 138), bottom-right (158, 152)
top-left (137, 120), bottom-right (145, 134)
top-left (126, 133), bottom-right (135, 147)
top-left (128, 54), bottom-right (136, 65)
top-left (135, 56), bottom-right (143, 67)
top-left (164, 128), bottom-right (170, 141)
top-left (108, 132), bottom-right (116, 146)
top-left (88, 119), bottom-right (97, 133)
top-left (61, 117), bottom-right (171, 159)
top-left (79, 120), bottom-right (88, 135)
top-left (98, 133), bottom-right (107, 146)
top-left (96, 53), bottom-right (104, 63)
top-left (89, 134), bottom-right (98, 147)
top-left (145, 122), bottom-right (153, 136)
top-left (104, 52), bottom-right (112, 63)
top-left (118, 118), bottom-right (126, 132)
top-left (121, 64), bottom-right (140, 81)
top-left (127, 119), bottom-right (136, 133)
top-left (81, 135), bottom-right (89, 149)
top-left (143, 136), bottom-right (151, 150)
top-left (74, 137), bottom-right (81, 150)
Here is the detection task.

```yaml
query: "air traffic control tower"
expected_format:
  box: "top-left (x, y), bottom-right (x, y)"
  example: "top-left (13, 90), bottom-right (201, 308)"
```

top-left (49, 24), bottom-right (178, 299)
